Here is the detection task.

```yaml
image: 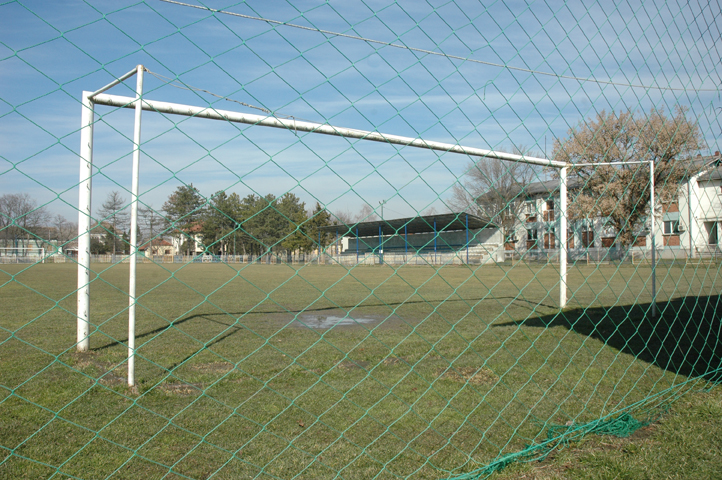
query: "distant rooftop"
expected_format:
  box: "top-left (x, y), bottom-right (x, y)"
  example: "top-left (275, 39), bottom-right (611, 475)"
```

top-left (322, 212), bottom-right (495, 238)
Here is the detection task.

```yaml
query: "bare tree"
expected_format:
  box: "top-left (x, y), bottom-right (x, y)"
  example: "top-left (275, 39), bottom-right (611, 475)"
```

top-left (140, 204), bottom-right (164, 246)
top-left (354, 203), bottom-right (379, 222)
top-left (53, 214), bottom-right (77, 244)
top-left (97, 191), bottom-right (129, 255)
top-left (0, 193), bottom-right (50, 247)
top-left (331, 208), bottom-right (354, 227)
top-left (449, 146), bottom-right (540, 242)
top-left (553, 107), bottom-right (704, 248)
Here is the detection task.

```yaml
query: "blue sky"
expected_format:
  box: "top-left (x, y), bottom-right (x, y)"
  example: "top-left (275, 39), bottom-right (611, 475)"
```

top-left (1, 0), bottom-right (720, 222)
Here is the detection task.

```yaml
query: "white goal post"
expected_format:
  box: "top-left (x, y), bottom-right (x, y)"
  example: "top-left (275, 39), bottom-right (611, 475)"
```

top-left (77, 65), bottom-right (661, 385)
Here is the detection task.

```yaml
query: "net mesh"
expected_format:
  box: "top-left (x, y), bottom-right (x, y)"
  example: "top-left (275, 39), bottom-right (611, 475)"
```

top-left (1, 1), bottom-right (721, 478)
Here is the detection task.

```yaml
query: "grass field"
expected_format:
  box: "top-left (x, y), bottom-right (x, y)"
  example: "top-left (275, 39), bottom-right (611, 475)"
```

top-left (1, 260), bottom-right (721, 479)
top-left (493, 383), bottom-right (722, 480)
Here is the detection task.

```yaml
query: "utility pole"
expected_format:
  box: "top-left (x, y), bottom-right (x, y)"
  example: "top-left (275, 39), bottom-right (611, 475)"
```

top-left (379, 200), bottom-right (386, 220)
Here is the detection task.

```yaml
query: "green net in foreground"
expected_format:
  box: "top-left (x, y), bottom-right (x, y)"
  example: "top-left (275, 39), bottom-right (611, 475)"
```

top-left (1, 1), bottom-right (721, 478)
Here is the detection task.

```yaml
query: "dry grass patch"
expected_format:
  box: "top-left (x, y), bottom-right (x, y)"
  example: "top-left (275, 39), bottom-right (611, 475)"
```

top-left (71, 351), bottom-right (126, 386)
top-left (159, 382), bottom-right (204, 396)
top-left (338, 360), bottom-right (370, 370)
top-left (382, 356), bottom-right (409, 366)
top-left (190, 361), bottom-right (235, 374)
top-left (437, 366), bottom-right (498, 385)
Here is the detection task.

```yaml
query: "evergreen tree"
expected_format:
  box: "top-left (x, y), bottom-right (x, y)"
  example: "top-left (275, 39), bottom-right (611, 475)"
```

top-left (202, 191), bottom-right (243, 255)
top-left (276, 193), bottom-right (307, 254)
top-left (162, 184), bottom-right (205, 255)
top-left (304, 202), bottom-right (332, 253)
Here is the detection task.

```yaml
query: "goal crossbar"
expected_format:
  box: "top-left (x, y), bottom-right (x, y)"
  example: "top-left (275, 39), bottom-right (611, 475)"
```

top-left (90, 92), bottom-right (566, 169)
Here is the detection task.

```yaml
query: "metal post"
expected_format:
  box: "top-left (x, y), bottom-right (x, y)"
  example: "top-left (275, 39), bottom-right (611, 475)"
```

top-left (559, 167), bottom-right (568, 308)
top-left (650, 161), bottom-right (656, 317)
top-left (404, 224), bottom-right (407, 257)
top-left (434, 219), bottom-right (437, 265)
top-left (128, 65), bottom-right (144, 387)
top-left (76, 91), bottom-right (95, 352)
top-left (356, 227), bottom-right (359, 264)
top-left (466, 214), bottom-right (469, 264)
top-left (378, 226), bottom-right (382, 265)
top-left (688, 180), bottom-right (694, 259)
top-left (319, 230), bottom-right (321, 264)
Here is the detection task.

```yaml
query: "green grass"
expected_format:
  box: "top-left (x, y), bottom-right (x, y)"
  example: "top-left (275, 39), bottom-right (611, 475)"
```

top-left (0, 260), bottom-right (720, 479)
top-left (492, 384), bottom-right (722, 480)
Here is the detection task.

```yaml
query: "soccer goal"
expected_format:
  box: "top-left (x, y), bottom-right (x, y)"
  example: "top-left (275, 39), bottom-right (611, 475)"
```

top-left (0, 247), bottom-right (45, 264)
top-left (75, 65), bottom-right (657, 386)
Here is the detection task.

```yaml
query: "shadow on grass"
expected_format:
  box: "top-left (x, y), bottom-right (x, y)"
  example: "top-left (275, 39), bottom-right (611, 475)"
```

top-left (94, 294), bottom-right (556, 352)
top-left (495, 295), bottom-right (722, 380)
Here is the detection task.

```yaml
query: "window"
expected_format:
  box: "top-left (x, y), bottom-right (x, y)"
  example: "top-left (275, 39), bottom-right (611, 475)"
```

top-left (541, 199), bottom-right (554, 221)
top-left (527, 229), bottom-right (538, 240)
top-left (663, 220), bottom-right (680, 235)
top-left (525, 201), bottom-right (535, 214)
top-left (581, 224), bottom-right (594, 248)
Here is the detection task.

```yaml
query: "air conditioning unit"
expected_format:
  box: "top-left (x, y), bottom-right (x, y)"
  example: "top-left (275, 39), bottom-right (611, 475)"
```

top-left (677, 225), bottom-right (686, 232)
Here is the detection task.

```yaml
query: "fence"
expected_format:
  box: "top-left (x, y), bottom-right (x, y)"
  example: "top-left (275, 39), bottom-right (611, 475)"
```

top-left (2, 1), bottom-right (721, 479)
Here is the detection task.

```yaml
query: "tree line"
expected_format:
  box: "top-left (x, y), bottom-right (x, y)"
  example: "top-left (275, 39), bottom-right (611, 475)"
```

top-left (159, 185), bottom-right (333, 256)
top-left (0, 187), bottom-right (372, 257)
top-left (0, 193), bottom-right (76, 249)
top-left (87, 186), bottom-right (337, 256)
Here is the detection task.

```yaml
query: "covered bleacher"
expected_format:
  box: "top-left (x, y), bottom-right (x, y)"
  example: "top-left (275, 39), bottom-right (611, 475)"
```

top-left (320, 213), bottom-right (502, 265)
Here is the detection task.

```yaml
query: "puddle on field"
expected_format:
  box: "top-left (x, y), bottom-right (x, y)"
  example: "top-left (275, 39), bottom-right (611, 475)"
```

top-left (295, 314), bottom-right (377, 329)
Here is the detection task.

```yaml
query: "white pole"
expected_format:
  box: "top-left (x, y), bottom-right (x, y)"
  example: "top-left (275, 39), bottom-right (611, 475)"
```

top-left (128, 65), bottom-right (144, 387)
top-left (559, 167), bottom-right (568, 308)
top-left (77, 92), bottom-right (95, 352)
top-left (87, 67), bottom-right (142, 99)
top-left (650, 161), bottom-right (656, 317)
top-left (687, 179), bottom-right (694, 259)
top-left (91, 93), bottom-right (567, 169)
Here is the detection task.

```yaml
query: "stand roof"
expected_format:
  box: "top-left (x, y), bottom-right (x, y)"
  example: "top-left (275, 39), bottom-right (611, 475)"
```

top-left (321, 213), bottom-right (495, 238)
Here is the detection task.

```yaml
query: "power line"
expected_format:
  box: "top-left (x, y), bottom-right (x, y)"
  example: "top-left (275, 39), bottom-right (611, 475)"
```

top-left (145, 68), bottom-right (314, 128)
top-left (145, 69), bottom-right (272, 114)
top-left (159, 0), bottom-right (719, 93)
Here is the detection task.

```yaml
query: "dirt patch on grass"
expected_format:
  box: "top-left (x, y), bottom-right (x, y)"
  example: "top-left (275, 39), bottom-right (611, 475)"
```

top-left (382, 356), bottom-right (409, 366)
top-left (159, 382), bottom-right (204, 396)
top-left (71, 351), bottom-right (126, 386)
top-left (190, 361), bottom-right (234, 374)
top-left (437, 366), bottom-right (498, 385)
top-left (338, 360), bottom-right (370, 371)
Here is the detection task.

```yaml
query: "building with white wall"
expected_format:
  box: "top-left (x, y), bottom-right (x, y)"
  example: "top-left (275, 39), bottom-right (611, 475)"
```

top-left (505, 153), bottom-right (722, 260)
